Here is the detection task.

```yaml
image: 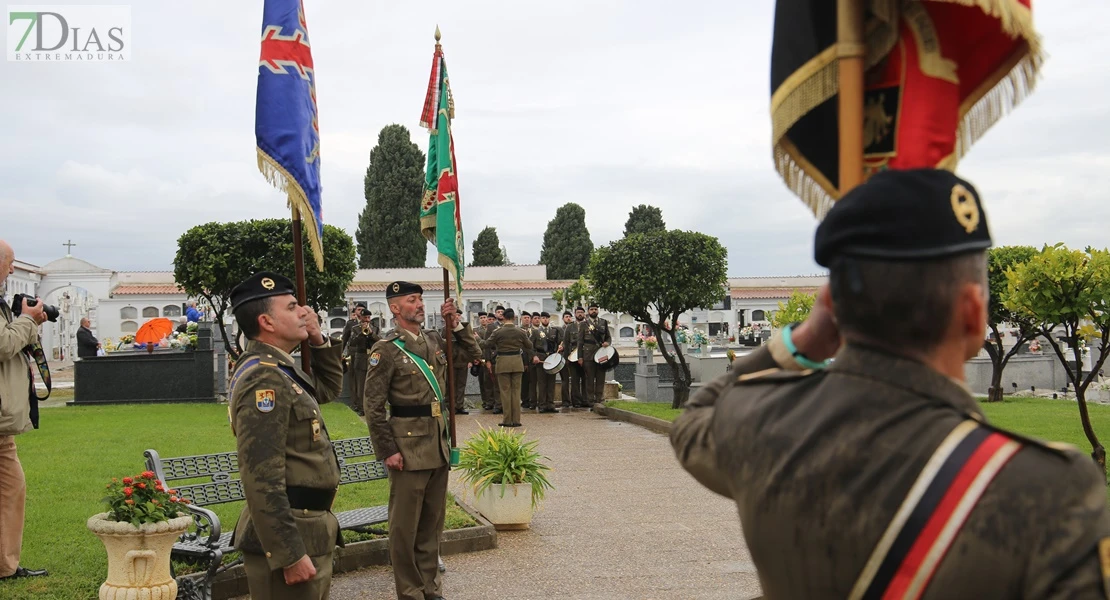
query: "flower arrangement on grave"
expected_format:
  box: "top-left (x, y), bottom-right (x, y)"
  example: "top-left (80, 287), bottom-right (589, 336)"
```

top-left (642, 335), bottom-right (658, 350)
top-left (726, 349), bottom-right (737, 363)
top-left (691, 330), bottom-right (708, 348)
top-left (167, 332), bottom-right (198, 350)
top-left (675, 326), bottom-right (690, 344)
top-left (115, 334), bottom-right (135, 350)
top-left (1028, 339), bottom-right (1041, 353)
top-left (186, 322), bottom-right (199, 334)
top-left (635, 334), bottom-right (645, 348)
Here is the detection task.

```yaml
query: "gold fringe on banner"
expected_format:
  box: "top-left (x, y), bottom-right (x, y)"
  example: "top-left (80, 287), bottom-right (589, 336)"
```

top-left (257, 149), bottom-right (325, 271)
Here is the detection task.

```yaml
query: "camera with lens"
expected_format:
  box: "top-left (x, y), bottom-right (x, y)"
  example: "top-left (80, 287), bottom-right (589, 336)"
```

top-left (11, 293), bottom-right (60, 323)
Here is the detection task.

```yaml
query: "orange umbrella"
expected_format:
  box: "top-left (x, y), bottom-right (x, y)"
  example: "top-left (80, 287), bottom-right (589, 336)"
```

top-left (134, 318), bottom-right (174, 345)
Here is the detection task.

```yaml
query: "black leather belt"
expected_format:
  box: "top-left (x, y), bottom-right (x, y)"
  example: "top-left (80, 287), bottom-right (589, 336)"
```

top-left (287, 486), bottom-right (335, 511)
top-left (390, 404), bottom-right (433, 418)
top-left (493, 350), bottom-right (522, 356)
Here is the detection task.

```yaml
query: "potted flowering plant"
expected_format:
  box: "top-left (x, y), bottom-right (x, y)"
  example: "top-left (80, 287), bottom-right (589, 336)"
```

top-left (643, 335), bottom-right (658, 350)
top-left (456, 425), bottom-right (554, 530)
top-left (87, 471), bottom-right (193, 599)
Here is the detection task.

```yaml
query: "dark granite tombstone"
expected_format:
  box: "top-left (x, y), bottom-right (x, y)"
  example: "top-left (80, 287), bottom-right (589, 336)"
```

top-left (71, 325), bottom-right (216, 405)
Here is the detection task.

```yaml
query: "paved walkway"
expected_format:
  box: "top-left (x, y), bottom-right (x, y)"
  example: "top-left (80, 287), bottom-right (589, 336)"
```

top-left (323, 409), bottom-right (762, 600)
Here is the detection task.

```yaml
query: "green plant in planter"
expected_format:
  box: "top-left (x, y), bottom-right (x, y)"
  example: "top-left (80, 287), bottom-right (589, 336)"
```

top-left (456, 425), bottom-right (554, 508)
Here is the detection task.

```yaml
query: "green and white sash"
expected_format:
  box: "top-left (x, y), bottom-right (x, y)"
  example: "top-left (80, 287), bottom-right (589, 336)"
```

top-left (391, 338), bottom-right (450, 438)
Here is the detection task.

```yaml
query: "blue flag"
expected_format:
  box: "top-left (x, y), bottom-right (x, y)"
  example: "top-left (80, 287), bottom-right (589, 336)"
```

top-left (255, 0), bottom-right (324, 270)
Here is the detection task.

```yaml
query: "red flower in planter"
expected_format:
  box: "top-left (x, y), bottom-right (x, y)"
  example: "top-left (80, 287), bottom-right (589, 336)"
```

top-left (141, 471), bottom-right (156, 479)
top-left (123, 487), bottom-right (133, 496)
top-left (137, 482), bottom-right (147, 490)
top-left (122, 477), bottom-right (133, 484)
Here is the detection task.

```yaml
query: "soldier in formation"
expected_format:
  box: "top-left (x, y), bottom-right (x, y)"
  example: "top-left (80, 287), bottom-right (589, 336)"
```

top-left (363, 282), bottom-right (481, 600)
top-left (481, 307), bottom-right (532, 427)
top-left (529, 311), bottom-right (560, 413)
top-left (671, 169), bottom-right (1110, 598)
top-left (227, 271), bottom-right (345, 599)
top-left (344, 307), bottom-right (378, 416)
top-left (575, 303), bottom-right (612, 409)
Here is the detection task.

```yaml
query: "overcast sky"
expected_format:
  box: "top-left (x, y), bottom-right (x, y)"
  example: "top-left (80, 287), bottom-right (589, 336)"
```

top-left (2, 1), bottom-right (1107, 277)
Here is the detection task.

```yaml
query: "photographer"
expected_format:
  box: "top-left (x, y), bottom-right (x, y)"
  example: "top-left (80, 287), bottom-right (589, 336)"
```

top-left (0, 240), bottom-right (48, 581)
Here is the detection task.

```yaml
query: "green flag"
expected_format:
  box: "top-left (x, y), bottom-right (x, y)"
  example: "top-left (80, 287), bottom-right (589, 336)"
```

top-left (419, 34), bottom-right (465, 302)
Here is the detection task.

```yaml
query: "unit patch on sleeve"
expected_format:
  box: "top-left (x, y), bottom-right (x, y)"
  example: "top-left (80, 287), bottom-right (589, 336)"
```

top-left (255, 389), bottom-right (276, 413)
top-left (369, 352), bottom-right (381, 367)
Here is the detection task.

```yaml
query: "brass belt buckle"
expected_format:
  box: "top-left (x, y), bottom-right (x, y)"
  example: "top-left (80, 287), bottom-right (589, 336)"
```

top-left (431, 403), bottom-right (441, 418)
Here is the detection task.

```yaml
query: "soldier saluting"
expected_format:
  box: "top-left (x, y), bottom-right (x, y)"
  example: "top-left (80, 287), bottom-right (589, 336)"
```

top-left (363, 282), bottom-right (481, 600)
top-left (345, 308), bottom-right (379, 416)
top-left (671, 170), bottom-right (1110, 598)
top-left (226, 271), bottom-right (345, 599)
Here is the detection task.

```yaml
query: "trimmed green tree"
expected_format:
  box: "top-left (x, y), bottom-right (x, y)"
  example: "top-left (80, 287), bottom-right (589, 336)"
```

top-left (174, 219), bottom-right (357, 358)
top-left (590, 230), bottom-right (728, 408)
top-left (769, 291), bottom-right (817, 329)
top-left (552, 276), bottom-right (595, 312)
top-left (983, 245), bottom-right (1039, 402)
top-left (1005, 244), bottom-right (1110, 472)
top-left (470, 227), bottom-right (505, 266)
top-left (355, 124), bottom-right (426, 268)
top-left (540, 203), bottom-right (593, 279)
top-left (623, 204), bottom-right (666, 237)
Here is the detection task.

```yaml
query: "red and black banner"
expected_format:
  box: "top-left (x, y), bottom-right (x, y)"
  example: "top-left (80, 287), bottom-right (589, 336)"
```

top-left (771, 0), bottom-right (1041, 218)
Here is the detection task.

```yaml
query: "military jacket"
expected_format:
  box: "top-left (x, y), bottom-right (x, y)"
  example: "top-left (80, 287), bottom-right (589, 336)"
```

top-left (364, 324), bottom-right (481, 471)
top-left (561, 322), bottom-right (580, 358)
top-left (438, 324), bottom-right (477, 366)
top-left (483, 320), bottom-right (503, 364)
top-left (229, 339), bottom-right (345, 570)
top-left (481, 323), bottom-right (532, 374)
top-left (346, 322), bottom-right (379, 369)
top-left (576, 316), bottom-right (612, 361)
top-left (530, 325), bottom-right (560, 361)
top-left (340, 318), bottom-right (358, 349)
top-left (671, 340), bottom-right (1110, 599)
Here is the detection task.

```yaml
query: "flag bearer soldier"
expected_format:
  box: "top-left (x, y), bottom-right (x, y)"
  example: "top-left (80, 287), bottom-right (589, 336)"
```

top-left (575, 303), bottom-right (612, 409)
top-left (671, 170), bottom-right (1110, 599)
top-left (530, 312), bottom-right (560, 413)
top-left (363, 282), bottom-right (481, 600)
top-left (481, 308), bottom-right (532, 427)
top-left (227, 272), bottom-right (345, 600)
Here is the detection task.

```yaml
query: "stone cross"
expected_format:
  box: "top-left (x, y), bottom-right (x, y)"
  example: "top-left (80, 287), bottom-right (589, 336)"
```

top-left (63, 239), bottom-right (77, 254)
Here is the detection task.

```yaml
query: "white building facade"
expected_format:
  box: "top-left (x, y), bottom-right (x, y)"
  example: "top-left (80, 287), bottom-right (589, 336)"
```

top-left (7, 254), bottom-right (823, 360)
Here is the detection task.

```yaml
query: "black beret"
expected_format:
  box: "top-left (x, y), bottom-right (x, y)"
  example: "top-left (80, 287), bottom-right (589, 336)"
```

top-left (354, 302), bottom-right (367, 309)
top-left (385, 281), bottom-right (424, 299)
top-left (495, 305), bottom-right (505, 311)
top-left (588, 303), bottom-right (599, 309)
top-left (540, 312), bottom-right (550, 317)
top-left (503, 308), bottom-right (516, 319)
top-left (575, 306), bottom-right (585, 311)
top-left (563, 311), bottom-right (572, 316)
top-left (230, 271), bottom-right (296, 311)
top-left (478, 311), bottom-right (488, 316)
top-left (814, 169), bottom-right (992, 267)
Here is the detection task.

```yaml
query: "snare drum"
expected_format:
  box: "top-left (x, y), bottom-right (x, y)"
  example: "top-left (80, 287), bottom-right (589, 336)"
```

top-left (568, 349), bottom-right (579, 363)
top-left (543, 353), bottom-right (565, 374)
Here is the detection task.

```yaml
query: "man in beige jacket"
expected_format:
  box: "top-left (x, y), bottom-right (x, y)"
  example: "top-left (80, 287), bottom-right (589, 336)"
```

top-left (0, 240), bottom-right (48, 582)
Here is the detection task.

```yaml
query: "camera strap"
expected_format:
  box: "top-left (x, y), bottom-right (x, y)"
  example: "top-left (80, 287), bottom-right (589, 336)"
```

top-left (25, 343), bottom-right (51, 401)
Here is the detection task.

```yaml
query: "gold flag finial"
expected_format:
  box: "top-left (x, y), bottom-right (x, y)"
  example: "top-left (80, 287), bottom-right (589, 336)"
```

top-left (435, 25), bottom-right (441, 43)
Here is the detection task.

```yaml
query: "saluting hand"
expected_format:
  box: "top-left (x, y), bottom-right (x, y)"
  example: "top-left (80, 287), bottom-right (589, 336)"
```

top-left (791, 283), bottom-right (840, 361)
top-left (304, 307), bottom-right (325, 345)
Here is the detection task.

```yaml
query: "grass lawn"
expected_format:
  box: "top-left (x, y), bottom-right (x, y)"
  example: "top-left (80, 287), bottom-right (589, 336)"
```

top-left (606, 396), bottom-right (1110, 453)
top-left (4, 401), bottom-right (473, 600)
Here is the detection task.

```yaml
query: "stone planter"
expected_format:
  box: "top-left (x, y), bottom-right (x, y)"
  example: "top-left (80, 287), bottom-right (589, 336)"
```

top-left (87, 512), bottom-right (192, 600)
top-left (472, 483), bottom-right (534, 531)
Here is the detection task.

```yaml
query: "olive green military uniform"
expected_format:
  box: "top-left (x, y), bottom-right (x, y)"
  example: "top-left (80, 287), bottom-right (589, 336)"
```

top-left (520, 323), bottom-right (534, 409)
top-left (364, 324), bottom-right (480, 600)
top-left (672, 335), bottom-right (1110, 599)
top-left (438, 324), bottom-right (473, 413)
top-left (476, 324), bottom-right (496, 410)
top-left (481, 323), bottom-right (533, 425)
top-left (482, 320), bottom-right (503, 412)
top-left (345, 322), bottom-right (378, 416)
top-left (562, 320), bottom-right (585, 408)
top-left (576, 316), bottom-right (612, 406)
top-left (530, 323), bottom-right (559, 412)
top-left (229, 339), bottom-right (345, 600)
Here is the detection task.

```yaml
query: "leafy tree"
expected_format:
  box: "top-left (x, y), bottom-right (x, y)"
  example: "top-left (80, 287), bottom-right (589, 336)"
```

top-left (355, 124), bottom-right (426, 268)
top-left (1005, 244), bottom-right (1110, 472)
top-left (982, 245), bottom-right (1039, 402)
top-left (769, 291), bottom-right (817, 329)
top-left (470, 227), bottom-right (505, 267)
top-left (501, 245), bottom-right (514, 266)
top-left (540, 203), bottom-right (593, 279)
top-left (174, 219), bottom-right (357, 358)
top-left (591, 230), bottom-right (728, 408)
top-left (552, 276), bottom-right (595, 311)
top-left (623, 204), bottom-right (666, 237)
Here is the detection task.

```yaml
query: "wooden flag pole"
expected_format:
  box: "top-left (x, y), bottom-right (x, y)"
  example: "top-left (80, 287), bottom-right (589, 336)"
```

top-left (291, 206), bottom-right (313, 374)
top-left (837, 0), bottom-right (866, 195)
top-left (443, 268), bottom-right (458, 449)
